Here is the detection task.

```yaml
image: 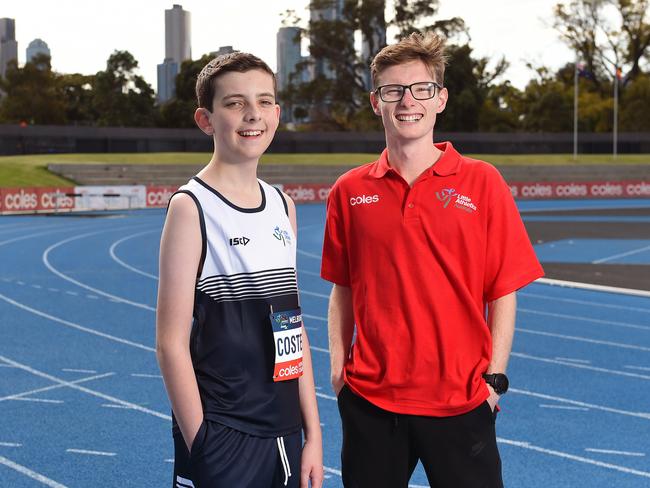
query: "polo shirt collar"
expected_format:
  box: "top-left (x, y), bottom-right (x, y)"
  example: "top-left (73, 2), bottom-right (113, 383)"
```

top-left (368, 141), bottom-right (462, 179)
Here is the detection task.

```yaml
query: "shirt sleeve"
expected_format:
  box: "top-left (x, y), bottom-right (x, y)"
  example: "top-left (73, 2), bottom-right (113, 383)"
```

top-left (483, 172), bottom-right (544, 301)
top-left (321, 183), bottom-right (350, 286)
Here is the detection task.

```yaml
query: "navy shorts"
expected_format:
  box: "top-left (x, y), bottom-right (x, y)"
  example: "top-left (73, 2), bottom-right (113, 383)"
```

top-left (172, 420), bottom-right (301, 488)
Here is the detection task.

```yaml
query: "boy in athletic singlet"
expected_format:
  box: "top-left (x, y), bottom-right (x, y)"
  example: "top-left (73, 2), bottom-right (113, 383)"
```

top-left (156, 52), bottom-right (323, 488)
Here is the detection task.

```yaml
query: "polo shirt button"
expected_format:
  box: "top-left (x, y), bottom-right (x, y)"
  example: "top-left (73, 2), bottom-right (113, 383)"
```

top-left (407, 203), bottom-right (414, 208)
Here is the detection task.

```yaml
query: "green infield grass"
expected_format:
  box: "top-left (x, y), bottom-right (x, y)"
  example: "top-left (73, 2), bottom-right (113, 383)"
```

top-left (0, 152), bottom-right (648, 187)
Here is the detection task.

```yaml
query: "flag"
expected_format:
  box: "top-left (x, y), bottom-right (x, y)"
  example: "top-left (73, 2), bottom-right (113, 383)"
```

top-left (576, 62), bottom-right (594, 80)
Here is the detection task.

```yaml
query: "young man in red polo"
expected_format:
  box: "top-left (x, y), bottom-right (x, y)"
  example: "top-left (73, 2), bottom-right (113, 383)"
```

top-left (321, 32), bottom-right (544, 488)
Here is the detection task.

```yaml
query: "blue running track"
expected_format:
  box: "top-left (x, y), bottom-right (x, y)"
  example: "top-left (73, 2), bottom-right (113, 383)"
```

top-left (1, 199), bottom-right (649, 487)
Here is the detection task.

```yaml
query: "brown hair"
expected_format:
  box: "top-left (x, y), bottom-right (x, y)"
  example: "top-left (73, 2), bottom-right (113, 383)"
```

top-left (195, 52), bottom-right (276, 110)
top-left (370, 32), bottom-right (447, 88)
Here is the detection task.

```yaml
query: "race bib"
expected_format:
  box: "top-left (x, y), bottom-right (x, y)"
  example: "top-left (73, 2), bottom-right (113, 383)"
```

top-left (270, 307), bottom-right (304, 382)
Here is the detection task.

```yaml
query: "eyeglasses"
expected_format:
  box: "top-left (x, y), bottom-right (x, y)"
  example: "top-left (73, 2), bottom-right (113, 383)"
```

top-left (374, 82), bottom-right (442, 103)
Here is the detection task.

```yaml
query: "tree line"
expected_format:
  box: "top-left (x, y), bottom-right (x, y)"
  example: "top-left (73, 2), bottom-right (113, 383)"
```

top-left (0, 0), bottom-right (648, 132)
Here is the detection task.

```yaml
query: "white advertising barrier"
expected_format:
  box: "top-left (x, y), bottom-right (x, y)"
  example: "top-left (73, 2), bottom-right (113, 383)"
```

top-left (73, 185), bottom-right (146, 210)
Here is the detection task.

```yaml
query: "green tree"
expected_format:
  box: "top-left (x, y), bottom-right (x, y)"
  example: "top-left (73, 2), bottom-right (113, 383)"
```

top-left (553, 0), bottom-right (650, 86)
top-left (620, 73), bottom-right (650, 130)
top-left (59, 73), bottom-right (96, 124)
top-left (0, 54), bottom-right (66, 124)
top-left (92, 50), bottom-right (156, 127)
top-left (158, 54), bottom-right (212, 128)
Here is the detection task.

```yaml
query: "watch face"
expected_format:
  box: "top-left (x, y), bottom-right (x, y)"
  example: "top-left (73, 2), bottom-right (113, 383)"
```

top-left (494, 374), bottom-right (509, 394)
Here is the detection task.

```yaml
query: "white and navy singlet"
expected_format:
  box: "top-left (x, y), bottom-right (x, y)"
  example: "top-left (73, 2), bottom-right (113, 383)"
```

top-left (170, 176), bottom-right (302, 438)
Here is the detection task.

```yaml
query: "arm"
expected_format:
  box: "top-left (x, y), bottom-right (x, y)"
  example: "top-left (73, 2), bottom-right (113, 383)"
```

top-left (328, 284), bottom-right (354, 396)
top-left (284, 193), bottom-right (324, 488)
top-left (485, 291), bottom-right (517, 409)
top-left (156, 194), bottom-right (204, 451)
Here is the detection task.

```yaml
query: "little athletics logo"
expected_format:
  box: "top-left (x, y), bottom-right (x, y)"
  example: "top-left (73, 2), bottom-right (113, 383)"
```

top-left (273, 226), bottom-right (292, 246)
top-left (435, 188), bottom-right (478, 213)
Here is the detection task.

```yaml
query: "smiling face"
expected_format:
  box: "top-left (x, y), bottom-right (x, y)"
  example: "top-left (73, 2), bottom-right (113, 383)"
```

top-left (370, 60), bottom-right (448, 146)
top-left (194, 69), bottom-right (280, 164)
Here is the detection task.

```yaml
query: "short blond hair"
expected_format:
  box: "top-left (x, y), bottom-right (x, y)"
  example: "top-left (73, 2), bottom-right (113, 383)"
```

top-left (370, 32), bottom-right (447, 88)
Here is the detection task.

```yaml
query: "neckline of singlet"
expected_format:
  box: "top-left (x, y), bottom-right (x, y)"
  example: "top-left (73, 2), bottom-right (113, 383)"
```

top-left (192, 176), bottom-right (267, 214)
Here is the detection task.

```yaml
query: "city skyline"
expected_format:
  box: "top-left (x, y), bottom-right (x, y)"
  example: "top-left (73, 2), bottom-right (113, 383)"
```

top-left (2, 0), bottom-right (572, 91)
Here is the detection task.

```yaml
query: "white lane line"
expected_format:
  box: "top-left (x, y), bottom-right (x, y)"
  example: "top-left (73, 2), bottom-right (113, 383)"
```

top-left (519, 307), bottom-right (650, 332)
top-left (510, 388), bottom-right (650, 420)
top-left (31, 284), bottom-right (42, 289)
top-left (108, 229), bottom-right (159, 280)
top-left (519, 291), bottom-right (650, 314)
top-left (297, 249), bottom-right (321, 260)
top-left (62, 368), bottom-right (97, 373)
top-left (298, 269), bottom-right (322, 277)
top-left (0, 355), bottom-right (170, 421)
top-left (0, 455), bottom-right (68, 487)
top-left (16, 281), bottom-right (25, 285)
top-left (164, 458), bottom-right (174, 463)
top-left (42, 228), bottom-right (155, 311)
top-left (66, 449), bottom-right (116, 457)
top-left (624, 365), bottom-right (650, 372)
top-left (0, 292), bottom-right (155, 352)
top-left (536, 277), bottom-right (650, 298)
top-left (310, 345), bottom-right (330, 354)
top-left (316, 392), bottom-right (337, 401)
top-left (0, 373), bottom-right (115, 403)
top-left (0, 228), bottom-right (83, 248)
top-left (131, 373), bottom-right (162, 378)
top-left (593, 244), bottom-right (650, 264)
top-left (518, 328), bottom-right (650, 352)
top-left (11, 398), bottom-right (64, 404)
top-left (47, 288), bottom-right (59, 292)
top-left (539, 404), bottom-right (589, 411)
top-left (498, 437), bottom-right (650, 479)
top-left (303, 313), bottom-right (327, 323)
top-left (300, 290), bottom-right (329, 299)
top-left (64, 291), bottom-right (78, 296)
top-left (554, 357), bottom-right (591, 364)
top-left (511, 352), bottom-right (650, 381)
top-left (0, 442), bottom-right (21, 447)
top-left (86, 295), bottom-right (99, 299)
top-left (102, 404), bottom-right (135, 409)
top-left (584, 448), bottom-right (645, 457)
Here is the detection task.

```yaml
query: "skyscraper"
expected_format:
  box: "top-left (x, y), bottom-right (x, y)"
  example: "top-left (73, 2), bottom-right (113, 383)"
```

top-left (361, 11), bottom-right (386, 89)
top-left (165, 4), bottom-right (191, 64)
top-left (26, 38), bottom-right (51, 64)
top-left (277, 27), bottom-right (302, 93)
top-left (0, 18), bottom-right (18, 79)
top-left (309, 0), bottom-right (344, 79)
top-left (157, 4), bottom-right (191, 103)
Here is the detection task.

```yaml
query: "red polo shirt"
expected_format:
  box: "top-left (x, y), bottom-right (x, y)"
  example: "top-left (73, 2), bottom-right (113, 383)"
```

top-left (321, 142), bottom-right (544, 417)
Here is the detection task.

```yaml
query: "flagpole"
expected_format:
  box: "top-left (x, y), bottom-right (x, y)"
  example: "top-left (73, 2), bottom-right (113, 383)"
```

top-left (573, 55), bottom-right (579, 161)
top-left (613, 68), bottom-right (619, 160)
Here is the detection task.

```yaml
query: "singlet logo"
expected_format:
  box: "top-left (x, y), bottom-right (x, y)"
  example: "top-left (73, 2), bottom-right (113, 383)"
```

top-left (273, 226), bottom-right (292, 246)
top-left (349, 194), bottom-right (379, 206)
top-left (435, 188), bottom-right (478, 213)
top-left (229, 236), bottom-right (250, 246)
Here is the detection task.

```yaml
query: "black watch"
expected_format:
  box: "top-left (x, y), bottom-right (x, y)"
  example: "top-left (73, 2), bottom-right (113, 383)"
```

top-left (483, 373), bottom-right (509, 395)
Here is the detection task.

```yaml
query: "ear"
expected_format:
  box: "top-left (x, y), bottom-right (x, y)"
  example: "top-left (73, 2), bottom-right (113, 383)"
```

top-left (194, 108), bottom-right (213, 135)
top-left (275, 103), bottom-right (281, 122)
top-left (436, 87), bottom-right (448, 114)
top-left (369, 91), bottom-right (381, 116)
